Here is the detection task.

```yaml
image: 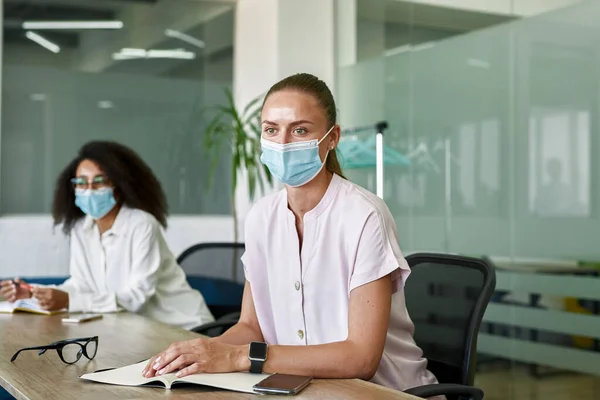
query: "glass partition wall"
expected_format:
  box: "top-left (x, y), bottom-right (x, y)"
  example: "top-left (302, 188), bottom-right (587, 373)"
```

top-left (337, 1), bottom-right (599, 399)
top-left (1, 0), bottom-right (235, 215)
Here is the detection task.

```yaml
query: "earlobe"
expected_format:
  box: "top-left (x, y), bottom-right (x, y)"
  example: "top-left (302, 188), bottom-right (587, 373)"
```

top-left (329, 137), bottom-right (337, 150)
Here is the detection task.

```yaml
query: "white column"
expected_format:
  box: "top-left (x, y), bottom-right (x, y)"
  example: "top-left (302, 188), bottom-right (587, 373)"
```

top-left (276, 0), bottom-right (335, 90)
top-left (233, 0), bottom-right (336, 239)
top-left (335, 0), bottom-right (357, 68)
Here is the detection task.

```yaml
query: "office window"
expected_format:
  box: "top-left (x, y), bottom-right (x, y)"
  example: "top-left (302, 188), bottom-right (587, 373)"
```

top-left (528, 108), bottom-right (591, 217)
top-left (455, 119), bottom-right (503, 216)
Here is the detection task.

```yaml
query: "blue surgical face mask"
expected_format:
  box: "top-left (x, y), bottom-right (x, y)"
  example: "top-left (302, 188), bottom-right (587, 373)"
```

top-left (74, 187), bottom-right (117, 220)
top-left (260, 126), bottom-right (334, 187)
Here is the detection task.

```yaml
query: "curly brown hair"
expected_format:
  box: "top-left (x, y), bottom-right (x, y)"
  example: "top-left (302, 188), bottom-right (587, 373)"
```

top-left (52, 141), bottom-right (168, 234)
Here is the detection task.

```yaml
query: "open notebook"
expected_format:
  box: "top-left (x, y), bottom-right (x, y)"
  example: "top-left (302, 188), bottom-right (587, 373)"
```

top-left (0, 298), bottom-right (66, 315)
top-left (80, 360), bottom-right (270, 393)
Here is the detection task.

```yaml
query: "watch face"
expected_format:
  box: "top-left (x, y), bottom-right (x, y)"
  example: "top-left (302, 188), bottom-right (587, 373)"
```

top-left (249, 342), bottom-right (268, 360)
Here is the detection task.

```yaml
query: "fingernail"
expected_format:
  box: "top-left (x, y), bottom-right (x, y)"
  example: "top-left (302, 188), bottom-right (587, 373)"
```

top-left (176, 372), bottom-right (182, 378)
top-left (155, 357), bottom-right (161, 363)
top-left (153, 364), bottom-right (160, 370)
top-left (158, 368), bottom-right (165, 375)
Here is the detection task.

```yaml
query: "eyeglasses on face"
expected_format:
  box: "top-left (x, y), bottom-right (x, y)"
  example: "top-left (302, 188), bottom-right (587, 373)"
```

top-left (71, 175), bottom-right (110, 190)
top-left (11, 336), bottom-right (99, 365)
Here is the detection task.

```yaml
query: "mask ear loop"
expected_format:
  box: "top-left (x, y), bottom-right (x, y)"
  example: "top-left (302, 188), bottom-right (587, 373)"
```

top-left (317, 126), bottom-right (335, 145)
top-left (318, 125), bottom-right (336, 162)
top-left (319, 125), bottom-right (337, 160)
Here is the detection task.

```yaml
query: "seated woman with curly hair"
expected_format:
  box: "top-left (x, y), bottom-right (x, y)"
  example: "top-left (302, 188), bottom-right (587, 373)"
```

top-left (0, 141), bottom-right (214, 329)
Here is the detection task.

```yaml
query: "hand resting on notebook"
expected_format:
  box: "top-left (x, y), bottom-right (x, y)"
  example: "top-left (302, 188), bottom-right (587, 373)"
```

top-left (142, 337), bottom-right (249, 378)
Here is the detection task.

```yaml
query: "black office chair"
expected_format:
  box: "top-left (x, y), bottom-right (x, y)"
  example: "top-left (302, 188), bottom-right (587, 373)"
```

top-left (403, 253), bottom-right (495, 400)
top-left (177, 243), bottom-right (245, 334)
top-left (192, 311), bottom-right (241, 337)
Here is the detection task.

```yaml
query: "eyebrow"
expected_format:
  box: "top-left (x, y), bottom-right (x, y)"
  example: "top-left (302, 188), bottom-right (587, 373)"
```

top-left (261, 119), bottom-right (315, 126)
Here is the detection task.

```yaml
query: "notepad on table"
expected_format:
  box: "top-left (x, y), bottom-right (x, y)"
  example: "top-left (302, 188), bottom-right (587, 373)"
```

top-left (0, 298), bottom-right (66, 315)
top-left (80, 360), bottom-right (270, 393)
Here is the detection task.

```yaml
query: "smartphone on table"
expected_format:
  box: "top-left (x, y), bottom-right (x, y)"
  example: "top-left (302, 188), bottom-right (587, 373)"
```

top-left (253, 373), bottom-right (312, 395)
top-left (61, 314), bottom-right (103, 323)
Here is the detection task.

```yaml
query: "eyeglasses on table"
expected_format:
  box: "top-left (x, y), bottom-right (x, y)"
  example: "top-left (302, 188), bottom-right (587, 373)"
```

top-left (11, 336), bottom-right (98, 364)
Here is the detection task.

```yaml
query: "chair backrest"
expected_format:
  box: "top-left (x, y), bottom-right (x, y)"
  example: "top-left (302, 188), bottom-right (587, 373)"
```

top-left (177, 242), bottom-right (246, 284)
top-left (404, 253), bottom-right (496, 387)
top-left (177, 242), bottom-right (246, 319)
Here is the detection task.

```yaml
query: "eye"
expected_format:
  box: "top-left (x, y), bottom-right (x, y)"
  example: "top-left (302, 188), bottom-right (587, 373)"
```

top-left (71, 177), bottom-right (87, 188)
top-left (293, 127), bottom-right (307, 135)
top-left (263, 127), bottom-right (276, 135)
top-left (91, 175), bottom-right (109, 188)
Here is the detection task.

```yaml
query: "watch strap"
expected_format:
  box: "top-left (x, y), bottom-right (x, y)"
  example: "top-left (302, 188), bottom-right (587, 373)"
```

top-left (250, 358), bottom-right (264, 374)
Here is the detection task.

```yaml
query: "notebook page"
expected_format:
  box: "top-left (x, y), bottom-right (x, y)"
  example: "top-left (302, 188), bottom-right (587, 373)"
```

top-left (0, 301), bottom-right (15, 313)
top-left (0, 299), bottom-right (46, 313)
top-left (80, 361), bottom-right (172, 387)
top-left (80, 360), bottom-right (269, 393)
top-left (2, 298), bottom-right (66, 315)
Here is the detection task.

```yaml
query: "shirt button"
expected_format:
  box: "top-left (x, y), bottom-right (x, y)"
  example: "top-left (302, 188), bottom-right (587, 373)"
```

top-left (294, 281), bottom-right (301, 291)
top-left (297, 330), bottom-right (304, 339)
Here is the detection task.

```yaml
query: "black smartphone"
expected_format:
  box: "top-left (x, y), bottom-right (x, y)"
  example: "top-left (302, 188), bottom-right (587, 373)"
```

top-left (253, 373), bottom-right (313, 395)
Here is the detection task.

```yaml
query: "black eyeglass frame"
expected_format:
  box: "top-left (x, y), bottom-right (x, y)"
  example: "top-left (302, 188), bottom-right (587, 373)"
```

top-left (10, 336), bottom-right (99, 365)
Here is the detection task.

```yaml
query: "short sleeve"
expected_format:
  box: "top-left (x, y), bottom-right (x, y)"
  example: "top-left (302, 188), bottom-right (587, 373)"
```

top-left (349, 209), bottom-right (410, 294)
top-left (241, 207), bottom-right (260, 285)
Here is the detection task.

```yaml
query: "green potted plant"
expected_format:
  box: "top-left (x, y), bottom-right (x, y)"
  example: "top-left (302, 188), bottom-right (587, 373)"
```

top-left (204, 87), bottom-right (273, 280)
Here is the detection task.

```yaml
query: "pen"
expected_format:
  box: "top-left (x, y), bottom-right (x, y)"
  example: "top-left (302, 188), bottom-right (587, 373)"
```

top-left (13, 280), bottom-right (33, 292)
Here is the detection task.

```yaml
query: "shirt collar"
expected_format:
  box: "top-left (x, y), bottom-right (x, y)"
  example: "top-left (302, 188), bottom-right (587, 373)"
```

top-left (282, 173), bottom-right (342, 222)
top-left (82, 214), bottom-right (95, 231)
top-left (306, 173), bottom-right (342, 220)
top-left (82, 204), bottom-right (129, 236)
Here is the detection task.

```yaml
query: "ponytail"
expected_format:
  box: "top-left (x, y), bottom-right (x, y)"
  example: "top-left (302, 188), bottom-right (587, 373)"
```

top-left (326, 149), bottom-right (346, 179)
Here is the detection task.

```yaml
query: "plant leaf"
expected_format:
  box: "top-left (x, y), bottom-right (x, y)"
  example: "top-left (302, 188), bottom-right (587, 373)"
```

top-left (232, 147), bottom-right (240, 197)
top-left (200, 86), bottom-right (274, 202)
top-left (262, 162), bottom-right (273, 185)
top-left (255, 160), bottom-right (265, 196)
top-left (242, 95), bottom-right (262, 120)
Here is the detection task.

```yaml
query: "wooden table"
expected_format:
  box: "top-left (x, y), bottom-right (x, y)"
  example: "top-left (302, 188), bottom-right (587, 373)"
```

top-left (0, 313), bottom-right (415, 399)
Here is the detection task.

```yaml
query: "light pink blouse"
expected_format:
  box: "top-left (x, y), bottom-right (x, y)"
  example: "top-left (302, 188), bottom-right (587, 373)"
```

top-left (241, 174), bottom-right (439, 391)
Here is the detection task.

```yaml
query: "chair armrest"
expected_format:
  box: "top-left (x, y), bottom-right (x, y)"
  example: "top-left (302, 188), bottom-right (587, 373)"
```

top-left (219, 312), bottom-right (241, 321)
top-left (404, 383), bottom-right (484, 400)
top-left (191, 320), bottom-right (238, 336)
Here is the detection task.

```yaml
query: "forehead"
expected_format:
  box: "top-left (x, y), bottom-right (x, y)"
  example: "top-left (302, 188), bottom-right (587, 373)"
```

top-left (262, 90), bottom-right (324, 123)
top-left (76, 159), bottom-right (104, 177)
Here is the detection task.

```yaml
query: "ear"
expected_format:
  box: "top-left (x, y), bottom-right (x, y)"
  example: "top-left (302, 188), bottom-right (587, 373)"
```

top-left (112, 186), bottom-right (122, 203)
top-left (328, 125), bottom-right (341, 150)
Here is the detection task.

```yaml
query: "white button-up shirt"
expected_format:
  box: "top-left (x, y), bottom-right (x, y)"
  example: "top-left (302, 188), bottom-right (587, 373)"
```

top-left (58, 205), bottom-right (214, 329)
top-left (242, 174), bottom-right (439, 391)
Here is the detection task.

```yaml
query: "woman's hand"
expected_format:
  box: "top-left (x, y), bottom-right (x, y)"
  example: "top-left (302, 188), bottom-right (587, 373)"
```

top-left (0, 278), bottom-right (32, 302)
top-left (142, 338), bottom-right (249, 378)
top-left (31, 287), bottom-right (69, 310)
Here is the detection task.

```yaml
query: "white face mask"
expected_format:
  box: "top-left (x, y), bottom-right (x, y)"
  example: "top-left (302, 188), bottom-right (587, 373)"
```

top-left (260, 126), bottom-right (334, 187)
top-left (74, 187), bottom-right (117, 219)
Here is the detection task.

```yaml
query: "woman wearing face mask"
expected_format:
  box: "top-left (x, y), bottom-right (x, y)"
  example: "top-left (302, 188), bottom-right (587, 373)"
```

top-left (142, 73), bottom-right (440, 393)
top-left (0, 141), bottom-right (214, 329)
